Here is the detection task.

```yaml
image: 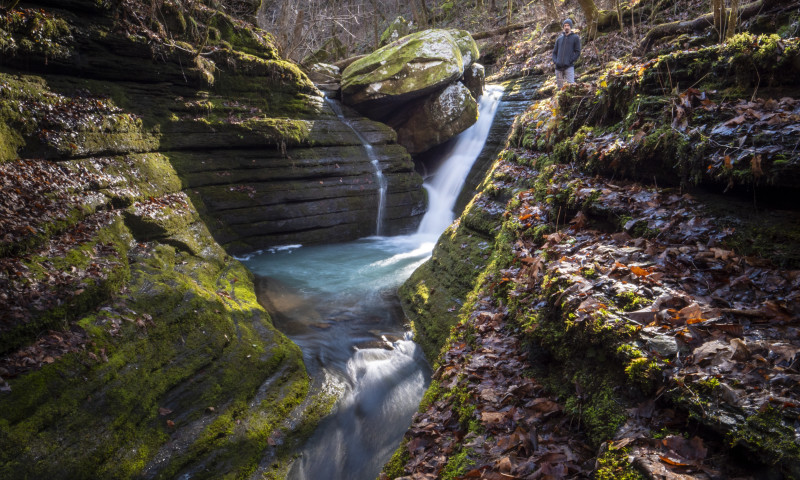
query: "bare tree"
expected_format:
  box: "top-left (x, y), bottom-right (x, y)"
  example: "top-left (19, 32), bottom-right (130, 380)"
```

top-left (576, 0), bottom-right (600, 39)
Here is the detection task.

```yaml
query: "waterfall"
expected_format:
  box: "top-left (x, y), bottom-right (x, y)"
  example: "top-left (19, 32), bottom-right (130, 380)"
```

top-left (416, 85), bottom-right (504, 236)
top-left (324, 97), bottom-right (387, 236)
top-left (245, 84), bottom-right (508, 480)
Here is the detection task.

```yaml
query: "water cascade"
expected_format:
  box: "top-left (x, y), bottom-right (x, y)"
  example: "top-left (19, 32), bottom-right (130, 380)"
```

top-left (243, 86), bottom-right (505, 480)
top-left (416, 85), bottom-right (505, 236)
top-left (325, 97), bottom-right (387, 235)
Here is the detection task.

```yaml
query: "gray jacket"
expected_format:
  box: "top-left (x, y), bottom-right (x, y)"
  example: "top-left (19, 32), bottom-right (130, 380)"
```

top-left (552, 32), bottom-right (581, 71)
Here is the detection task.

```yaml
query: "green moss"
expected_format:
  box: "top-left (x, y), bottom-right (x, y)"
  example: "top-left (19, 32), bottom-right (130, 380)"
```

top-left (0, 218), bottom-right (131, 354)
top-left (401, 207), bottom-right (497, 361)
top-left (382, 438), bottom-right (411, 479)
top-left (596, 446), bottom-right (647, 480)
top-left (440, 447), bottom-right (476, 480)
top-left (418, 379), bottom-right (442, 412)
top-left (616, 344), bottom-right (644, 359)
top-left (0, 229), bottom-right (312, 478)
top-left (728, 407), bottom-right (800, 476)
top-left (616, 291), bottom-right (652, 312)
top-left (694, 376), bottom-right (721, 394)
top-left (0, 8), bottom-right (73, 60)
top-left (580, 266), bottom-right (598, 279)
top-left (624, 357), bottom-right (662, 392)
top-left (442, 377), bottom-right (478, 430)
top-left (342, 29), bottom-right (464, 99)
top-left (0, 121), bottom-right (23, 162)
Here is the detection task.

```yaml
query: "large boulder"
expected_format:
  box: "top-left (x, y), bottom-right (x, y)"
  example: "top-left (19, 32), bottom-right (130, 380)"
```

top-left (463, 62), bottom-right (485, 99)
top-left (379, 16), bottom-right (411, 47)
top-left (446, 29), bottom-right (480, 70)
top-left (341, 29), bottom-right (468, 119)
top-left (301, 36), bottom-right (347, 65)
top-left (391, 82), bottom-right (478, 154)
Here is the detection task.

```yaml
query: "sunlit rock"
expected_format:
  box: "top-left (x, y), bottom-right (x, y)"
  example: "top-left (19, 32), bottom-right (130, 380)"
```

top-left (446, 28), bottom-right (480, 70)
top-left (341, 29), bottom-right (468, 119)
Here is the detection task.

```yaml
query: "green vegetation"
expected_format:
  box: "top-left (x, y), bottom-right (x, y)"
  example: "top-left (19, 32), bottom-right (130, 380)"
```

top-left (440, 447), bottom-right (476, 480)
top-left (595, 446), bottom-right (647, 480)
top-left (729, 407), bottom-right (800, 476)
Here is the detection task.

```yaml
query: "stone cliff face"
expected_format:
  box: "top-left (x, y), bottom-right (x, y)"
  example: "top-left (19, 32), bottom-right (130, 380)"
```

top-left (1, 0), bottom-right (425, 252)
top-left (0, 0), bottom-right (422, 476)
top-left (170, 109), bottom-right (424, 254)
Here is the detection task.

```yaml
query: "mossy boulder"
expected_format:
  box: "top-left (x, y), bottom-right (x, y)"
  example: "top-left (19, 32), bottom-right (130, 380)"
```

top-left (301, 36), bottom-right (347, 66)
top-left (341, 29), bottom-right (468, 119)
top-left (304, 63), bottom-right (341, 84)
top-left (446, 28), bottom-right (480, 70)
top-left (392, 82), bottom-right (478, 154)
top-left (379, 16), bottom-right (411, 47)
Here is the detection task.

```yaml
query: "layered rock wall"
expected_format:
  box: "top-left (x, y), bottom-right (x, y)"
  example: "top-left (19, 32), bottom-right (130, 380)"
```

top-left (0, 0), bottom-right (422, 476)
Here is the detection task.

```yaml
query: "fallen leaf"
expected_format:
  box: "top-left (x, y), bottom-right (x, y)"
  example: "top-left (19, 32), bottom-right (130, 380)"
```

top-left (725, 114), bottom-right (746, 126)
top-left (631, 265), bottom-right (650, 277)
top-left (659, 455), bottom-right (689, 466)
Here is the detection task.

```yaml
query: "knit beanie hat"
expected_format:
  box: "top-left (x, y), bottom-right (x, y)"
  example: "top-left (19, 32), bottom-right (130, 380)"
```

top-left (563, 18), bottom-right (573, 27)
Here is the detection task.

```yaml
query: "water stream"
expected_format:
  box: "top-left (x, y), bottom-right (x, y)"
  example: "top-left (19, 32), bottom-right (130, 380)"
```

top-left (325, 97), bottom-right (387, 235)
top-left (241, 85), bottom-right (504, 480)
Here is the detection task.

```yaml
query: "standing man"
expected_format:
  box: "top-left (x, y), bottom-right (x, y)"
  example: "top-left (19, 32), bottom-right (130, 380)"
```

top-left (552, 18), bottom-right (581, 88)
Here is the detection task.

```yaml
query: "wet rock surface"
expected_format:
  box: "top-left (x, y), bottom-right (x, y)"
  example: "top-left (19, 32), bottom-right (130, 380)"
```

top-left (391, 82), bottom-right (479, 155)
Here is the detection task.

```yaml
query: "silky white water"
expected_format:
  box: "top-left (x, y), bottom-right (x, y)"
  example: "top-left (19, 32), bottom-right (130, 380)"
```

top-left (241, 85), bottom-right (504, 480)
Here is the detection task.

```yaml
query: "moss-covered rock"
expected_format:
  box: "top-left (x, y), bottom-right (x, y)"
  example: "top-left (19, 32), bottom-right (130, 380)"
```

top-left (445, 29), bottom-right (480, 71)
top-left (379, 16), bottom-right (411, 48)
top-left (0, 1), bottom-right (420, 476)
top-left (341, 29), bottom-right (467, 118)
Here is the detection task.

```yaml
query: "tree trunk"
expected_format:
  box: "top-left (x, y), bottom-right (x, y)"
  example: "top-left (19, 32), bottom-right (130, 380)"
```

top-left (410, 0), bottom-right (429, 26)
top-left (472, 19), bottom-right (538, 40)
top-left (418, 0), bottom-right (430, 25)
top-left (713, 0), bottom-right (726, 41)
top-left (615, 0), bottom-right (624, 31)
top-left (544, 0), bottom-right (559, 22)
top-left (576, 0), bottom-right (600, 39)
top-left (726, 0), bottom-right (740, 39)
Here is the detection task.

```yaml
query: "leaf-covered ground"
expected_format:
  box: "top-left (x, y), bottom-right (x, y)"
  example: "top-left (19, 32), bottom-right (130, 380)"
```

top-left (388, 5), bottom-right (800, 479)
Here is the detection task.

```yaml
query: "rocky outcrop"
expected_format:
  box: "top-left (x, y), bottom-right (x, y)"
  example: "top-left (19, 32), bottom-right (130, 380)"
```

top-left (462, 62), bottom-right (486, 100)
top-left (171, 110), bottom-right (425, 252)
top-left (341, 28), bottom-right (485, 154)
top-left (379, 16), bottom-right (411, 47)
top-left (342, 29), bottom-right (466, 118)
top-left (391, 83), bottom-right (478, 154)
top-left (0, 0), bottom-right (421, 476)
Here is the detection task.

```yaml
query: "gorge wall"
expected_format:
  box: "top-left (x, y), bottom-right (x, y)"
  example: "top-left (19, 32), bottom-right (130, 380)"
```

top-left (0, 0), bottom-right (422, 477)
